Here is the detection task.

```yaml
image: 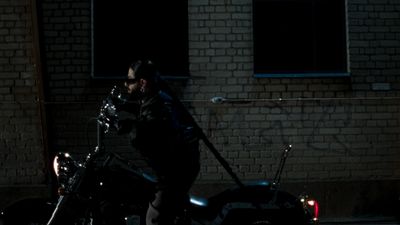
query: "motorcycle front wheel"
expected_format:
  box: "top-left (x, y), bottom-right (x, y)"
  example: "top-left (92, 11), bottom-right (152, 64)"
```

top-left (0, 216), bottom-right (49, 225)
top-left (0, 198), bottom-right (55, 225)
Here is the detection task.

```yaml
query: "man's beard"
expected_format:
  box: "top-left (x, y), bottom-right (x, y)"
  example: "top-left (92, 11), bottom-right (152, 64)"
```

top-left (128, 88), bottom-right (145, 102)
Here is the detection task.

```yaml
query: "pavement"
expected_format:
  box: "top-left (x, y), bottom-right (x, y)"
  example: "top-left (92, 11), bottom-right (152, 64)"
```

top-left (319, 217), bottom-right (399, 225)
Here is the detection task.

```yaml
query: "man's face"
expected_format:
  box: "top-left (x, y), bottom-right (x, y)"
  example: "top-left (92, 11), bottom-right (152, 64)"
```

top-left (125, 68), bottom-right (140, 94)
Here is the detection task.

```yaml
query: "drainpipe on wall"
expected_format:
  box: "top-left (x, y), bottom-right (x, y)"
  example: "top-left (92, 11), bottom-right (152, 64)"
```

top-left (30, 0), bottom-right (52, 191)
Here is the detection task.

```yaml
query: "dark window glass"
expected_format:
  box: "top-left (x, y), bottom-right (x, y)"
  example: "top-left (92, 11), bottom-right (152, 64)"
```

top-left (92, 0), bottom-right (189, 78)
top-left (253, 0), bottom-right (348, 76)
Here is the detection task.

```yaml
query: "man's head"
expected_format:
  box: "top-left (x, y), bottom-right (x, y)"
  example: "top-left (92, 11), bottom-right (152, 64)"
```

top-left (125, 60), bottom-right (159, 95)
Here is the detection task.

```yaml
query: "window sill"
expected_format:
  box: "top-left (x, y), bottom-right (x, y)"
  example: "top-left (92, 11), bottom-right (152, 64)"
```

top-left (254, 72), bottom-right (350, 78)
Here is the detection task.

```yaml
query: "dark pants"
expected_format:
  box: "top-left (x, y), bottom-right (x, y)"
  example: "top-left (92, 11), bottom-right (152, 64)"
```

top-left (146, 188), bottom-right (189, 225)
top-left (147, 147), bottom-right (200, 225)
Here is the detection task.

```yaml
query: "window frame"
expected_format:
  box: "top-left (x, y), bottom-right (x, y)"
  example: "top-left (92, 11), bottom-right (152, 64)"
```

top-left (252, 0), bottom-right (350, 78)
top-left (90, 0), bottom-right (190, 80)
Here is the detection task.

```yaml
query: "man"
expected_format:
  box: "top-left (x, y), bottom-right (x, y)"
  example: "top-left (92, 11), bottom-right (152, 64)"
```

top-left (121, 60), bottom-right (200, 225)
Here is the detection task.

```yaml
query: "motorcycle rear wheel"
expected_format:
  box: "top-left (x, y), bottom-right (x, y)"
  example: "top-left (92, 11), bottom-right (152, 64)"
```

top-left (248, 220), bottom-right (273, 225)
top-left (221, 209), bottom-right (308, 225)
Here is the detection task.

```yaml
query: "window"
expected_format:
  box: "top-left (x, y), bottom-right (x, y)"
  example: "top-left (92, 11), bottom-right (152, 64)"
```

top-left (253, 0), bottom-right (349, 77)
top-left (91, 0), bottom-right (189, 78)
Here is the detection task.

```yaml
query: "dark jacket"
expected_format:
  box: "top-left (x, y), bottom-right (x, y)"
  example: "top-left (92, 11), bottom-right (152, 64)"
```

top-left (121, 91), bottom-right (199, 184)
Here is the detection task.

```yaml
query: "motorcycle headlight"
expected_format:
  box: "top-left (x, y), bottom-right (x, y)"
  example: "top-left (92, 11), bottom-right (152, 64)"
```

top-left (53, 152), bottom-right (78, 178)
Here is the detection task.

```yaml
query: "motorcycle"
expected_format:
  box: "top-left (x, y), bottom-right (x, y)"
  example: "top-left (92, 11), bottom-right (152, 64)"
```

top-left (0, 87), bottom-right (319, 225)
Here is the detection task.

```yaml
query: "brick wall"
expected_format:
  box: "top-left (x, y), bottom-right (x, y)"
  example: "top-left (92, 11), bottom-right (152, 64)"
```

top-left (0, 0), bottom-right (48, 207)
top-left (0, 0), bottom-right (399, 218)
top-left (193, 97), bottom-right (399, 180)
top-left (187, 0), bottom-right (400, 183)
top-left (348, 0), bottom-right (400, 91)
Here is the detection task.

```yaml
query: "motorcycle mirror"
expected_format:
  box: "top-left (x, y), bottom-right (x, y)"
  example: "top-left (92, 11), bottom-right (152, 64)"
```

top-left (109, 85), bottom-right (130, 105)
top-left (110, 86), bottom-right (121, 98)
